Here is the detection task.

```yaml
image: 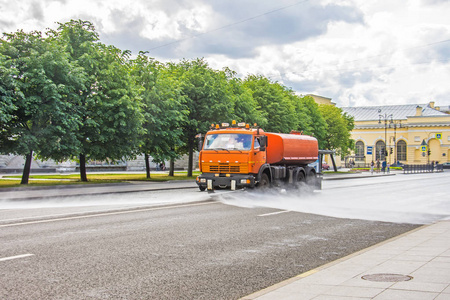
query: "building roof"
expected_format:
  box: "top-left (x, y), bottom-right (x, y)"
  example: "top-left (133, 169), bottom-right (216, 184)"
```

top-left (341, 103), bottom-right (447, 121)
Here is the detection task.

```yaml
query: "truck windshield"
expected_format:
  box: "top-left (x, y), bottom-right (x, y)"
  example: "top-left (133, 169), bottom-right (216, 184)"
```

top-left (204, 133), bottom-right (252, 151)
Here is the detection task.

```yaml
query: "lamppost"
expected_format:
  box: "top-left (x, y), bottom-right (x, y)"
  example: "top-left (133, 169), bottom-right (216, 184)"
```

top-left (378, 110), bottom-right (393, 162)
top-left (389, 120), bottom-right (402, 165)
top-left (424, 131), bottom-right (436, 164)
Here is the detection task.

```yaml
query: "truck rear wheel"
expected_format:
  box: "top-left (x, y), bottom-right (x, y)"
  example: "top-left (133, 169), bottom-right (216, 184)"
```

top-left (293, 169), bottom-right (306, 189)
top-left (306, 170), bottom-right (317, 186)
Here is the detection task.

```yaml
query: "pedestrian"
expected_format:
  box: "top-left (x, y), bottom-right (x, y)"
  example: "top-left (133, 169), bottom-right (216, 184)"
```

top-left (382, 160), bottom-right (387, 173)
top-left (387, 162), bottom-right (390, 173)
top-left (376, 159), bottom-right (380, 173)
top-left (370, 161), bottom-right (374, 174)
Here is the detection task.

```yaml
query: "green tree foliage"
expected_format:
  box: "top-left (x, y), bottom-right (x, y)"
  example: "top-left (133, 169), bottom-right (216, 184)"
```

top-left (53, 20), bottom-right (143, 181)
top-left (295, 95), bottom-right (328, 148)
top-left (318, 104), bottom-right (355, 157)
top-left (0, 29), bottom-right (85, 184)
top-left (223, 68), bottom-right (266, 126)
top-left (243, 75), bottom-right (297, 133)
top-left (131, 52), bottom-right (187, 178)
top-left (0, 53), bottom-right (17, 125)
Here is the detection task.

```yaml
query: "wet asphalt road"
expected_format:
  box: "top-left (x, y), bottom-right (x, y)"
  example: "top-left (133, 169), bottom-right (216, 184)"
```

top-left (1, 191), bottom-right (419, 300)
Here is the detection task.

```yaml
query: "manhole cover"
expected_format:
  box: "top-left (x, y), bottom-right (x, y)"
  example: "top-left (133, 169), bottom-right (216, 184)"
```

top-left (361, 273), bottom-right (413, 282)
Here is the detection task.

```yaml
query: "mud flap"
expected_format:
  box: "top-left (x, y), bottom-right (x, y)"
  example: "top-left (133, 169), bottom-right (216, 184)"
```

top-left (207, 179), bottom-right (214, 193)
top-left (231, 180), bottom-right (236, 191)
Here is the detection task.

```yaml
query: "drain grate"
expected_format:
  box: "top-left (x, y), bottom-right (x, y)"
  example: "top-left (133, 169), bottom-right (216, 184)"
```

top-left (361, 273), bottom-right (413, 282)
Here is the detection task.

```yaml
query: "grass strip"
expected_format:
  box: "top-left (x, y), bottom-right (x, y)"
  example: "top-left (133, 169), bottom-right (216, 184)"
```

top-left (0, 172), bottom-right (201, 189)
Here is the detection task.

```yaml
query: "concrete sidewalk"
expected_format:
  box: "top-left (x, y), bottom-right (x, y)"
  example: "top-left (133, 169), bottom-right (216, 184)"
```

top-left (242, 220), bottom-right (450, 300)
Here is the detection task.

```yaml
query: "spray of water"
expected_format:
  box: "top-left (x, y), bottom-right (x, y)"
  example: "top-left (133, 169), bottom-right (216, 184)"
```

top-left (0, 190), bottom-right (209, 222)
top-left (215, 174), bottom-right (450, 225)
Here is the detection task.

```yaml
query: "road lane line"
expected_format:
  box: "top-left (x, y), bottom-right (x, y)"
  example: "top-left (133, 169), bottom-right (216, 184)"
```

top-left (0, 201), bottom-right (219, 228)
top-left (258, 210), bottom-right (290, 217)
top-left (0, 254), bottom-right (34, 262)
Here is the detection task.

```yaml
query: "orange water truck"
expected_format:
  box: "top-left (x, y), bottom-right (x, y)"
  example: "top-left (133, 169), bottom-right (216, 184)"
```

top-left (196, 121), bottom-right (323, 191)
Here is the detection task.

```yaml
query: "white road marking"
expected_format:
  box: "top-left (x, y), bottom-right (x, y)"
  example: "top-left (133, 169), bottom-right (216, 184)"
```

top-left (0, 254), bottom-right (34, 262)
top-left (0, 201), bottom-right (219, 228)
top-left (258, 210), bottom-right (290, 217)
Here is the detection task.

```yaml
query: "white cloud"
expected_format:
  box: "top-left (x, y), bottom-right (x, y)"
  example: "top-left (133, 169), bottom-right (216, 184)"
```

top-left (0, 0), bottom-right (449, 106)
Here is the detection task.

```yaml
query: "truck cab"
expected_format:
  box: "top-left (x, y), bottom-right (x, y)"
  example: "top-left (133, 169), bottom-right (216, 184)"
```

top-left (196, 122), bottom-right (266, 191)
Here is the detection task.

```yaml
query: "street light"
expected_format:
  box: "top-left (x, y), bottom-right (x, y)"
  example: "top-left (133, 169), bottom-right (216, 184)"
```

top-left (389, 120), bottom-right (402, 165)
top-left (378, 110), bottom-right (393, 162)
top-left (425, 131), bottom-right (436, 164)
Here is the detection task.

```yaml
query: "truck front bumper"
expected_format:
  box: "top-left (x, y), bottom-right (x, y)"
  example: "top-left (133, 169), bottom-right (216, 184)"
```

top-left (196, 173), bottom-right (256, 191)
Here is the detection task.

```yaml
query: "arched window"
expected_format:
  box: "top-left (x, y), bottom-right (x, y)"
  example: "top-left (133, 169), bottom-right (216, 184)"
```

top-left (397, 140), bottom-right (407, 161)
top-left (355, 141), bottom-right (364, 161)
top-left (375, 140), bottom-right (386, 161)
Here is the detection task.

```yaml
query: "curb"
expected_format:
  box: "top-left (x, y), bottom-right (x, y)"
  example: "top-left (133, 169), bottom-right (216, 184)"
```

top-left (323, 173), bottom-right (396, 180)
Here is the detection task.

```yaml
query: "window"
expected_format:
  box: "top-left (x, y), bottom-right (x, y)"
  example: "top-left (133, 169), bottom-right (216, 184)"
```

top-left (204, 134), bottom-right (252, 150)
top-left (397, 140), bottom-right (407, 161)
top-left (375, 140), bottom-right (386, 161)
top-left (254, 137), bottom-right (260, 149)
top-left (355, 141), bottom-right (364, 161)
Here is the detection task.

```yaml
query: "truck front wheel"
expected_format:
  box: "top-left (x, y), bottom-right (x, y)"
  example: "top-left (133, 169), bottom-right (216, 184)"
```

top-left (257, 173), bottom-right (270, 189)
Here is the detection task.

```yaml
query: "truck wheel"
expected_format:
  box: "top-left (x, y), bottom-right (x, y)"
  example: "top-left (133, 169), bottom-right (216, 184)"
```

top-left (199, 186), bottom-right (206, 191)
top-left (296, 171), bottom-right (305, 182)
top-left (306, 170), bottom-right (317, 186)
top-left (293, 170), bottom-right (306, 189)
top-left (257, 173), bottom-right (270, 189)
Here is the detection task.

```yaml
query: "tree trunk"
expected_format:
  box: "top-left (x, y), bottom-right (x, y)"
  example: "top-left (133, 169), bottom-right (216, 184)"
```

top-left (20, 150), bottom-right (33, 185)
top-left (169, 159), bottom-right (175, 177)
top-left (79, 153), bottom-right (88, 182)
top-left (145, 153), bottom-right (151, 179)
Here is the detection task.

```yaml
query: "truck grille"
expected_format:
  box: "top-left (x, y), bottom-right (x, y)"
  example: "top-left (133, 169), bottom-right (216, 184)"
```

top-left (204, 163), bottom-right (248, 173)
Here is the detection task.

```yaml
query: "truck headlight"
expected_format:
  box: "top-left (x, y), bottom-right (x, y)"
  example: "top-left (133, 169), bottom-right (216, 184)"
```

top-left (240, 179), bottom-right (250, 184)
top-left (200, 178), bottom-right (206, 183)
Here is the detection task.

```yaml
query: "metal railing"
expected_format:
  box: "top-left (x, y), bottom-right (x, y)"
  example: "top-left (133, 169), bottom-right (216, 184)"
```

top-left (402, 164), bottom-right (444, 174)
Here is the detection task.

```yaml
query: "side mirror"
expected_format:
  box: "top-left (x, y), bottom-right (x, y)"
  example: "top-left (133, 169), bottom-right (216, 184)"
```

top-left (197, 134), bottom-right (204, 151)
top-left (259, 136), bottom-right (267, 151)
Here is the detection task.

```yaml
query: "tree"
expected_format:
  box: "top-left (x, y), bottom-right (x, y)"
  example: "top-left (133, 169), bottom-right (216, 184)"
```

top-left (174, 59), bottom-right (235, 176)
top-left (52, 20), bottom-right (143, 181)
top-left (131, 53), bottom-right (187, 178)
top-left (243, 75), bottom-right (297, 133)
top-left (0, 30), bottom-right (85, 184)
top-left (318, 104), bottom-right (355, 157)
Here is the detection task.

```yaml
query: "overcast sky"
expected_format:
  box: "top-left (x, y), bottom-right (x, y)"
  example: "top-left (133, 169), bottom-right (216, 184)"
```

top-left (1, 0), bottom-right (449, 107)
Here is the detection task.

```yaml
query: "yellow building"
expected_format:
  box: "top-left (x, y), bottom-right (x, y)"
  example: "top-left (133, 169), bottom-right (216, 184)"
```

top-left (308, 94), bottom-right (336, 106)
top-left (342, 102), bottom-right (450, 166)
